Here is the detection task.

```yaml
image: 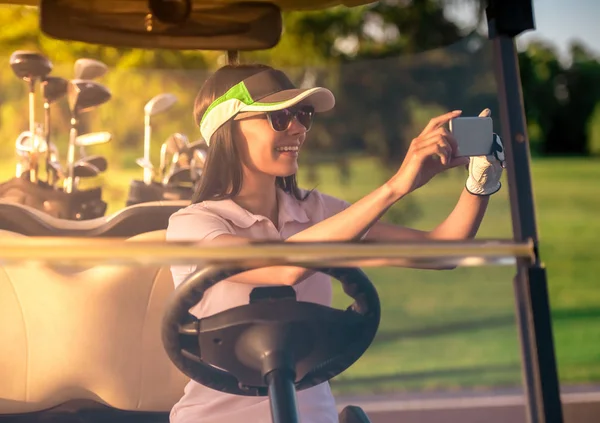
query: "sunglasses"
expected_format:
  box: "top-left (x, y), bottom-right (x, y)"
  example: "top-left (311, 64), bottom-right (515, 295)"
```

top-left (266, 105), bottom-right (315, 132)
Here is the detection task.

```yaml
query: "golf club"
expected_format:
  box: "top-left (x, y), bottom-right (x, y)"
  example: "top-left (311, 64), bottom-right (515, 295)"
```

top-left (47, 159), bottom-right (64, 187)
top-left (77, 155), bottom-right (108, 173)
top-left (10, 50), bottom-right (53, 183)
top-left (190, 148), bottom-right (207, 182)
top-left (72, 160), bottom-right (100, 191)
top-left (159, 132), bottom-right (189, 182)
top-left (135, 157), bottom-right (155, 183)
top-left (162, 150), bottom-right (182, 185)
top-left (73, 58), bottom-right (108, 80)
top-left (142, 93), bottom-right (177, 185)
top-left (15, 129), bottom-right (61, 181)
top-left (188, 139), bottom-right (208, 150)
top-left (166, 166), bottom-right (193, 186)
top-left (15, 147), bottom-right (30, 179)
top-left (73, 160), bottom-right (100, 177)
top-left (64, 80), bottom-right (111, 193)
top-left (41, 76), bottom-right (68, 184)
top-left (47, 140), bottom-right (63, 187)
top-left (75, 131), bottom-right (112, 157)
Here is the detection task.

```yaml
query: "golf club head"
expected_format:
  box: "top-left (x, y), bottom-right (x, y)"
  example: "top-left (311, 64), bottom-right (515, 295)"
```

top-left (48, 160), bottom-right (65, 179)
top-left (191, 148), bottom-right (207, 170)
top-left (15, 130), bottom-right (49, 154)
top-left (74, 58), bottom-right (108, 80)
top-left (79, 155), bottom-right (108, 172)
top-left (166, 166), bottom-right (193, 185)
top-left (10, 50), bottom-right (53, 82)
top-left (190, 167), bottom-right (203, 182)
top-left (190, 167), bottom-right (204, 183)
top-left (166, 133), bottom-right (190, 155)
top-left (190, 149), bottom-right (206, 182)
top-left (73, 161), bottom-right (100, 178)
top-left (135, 157), bottom-right (154, 171)
top-left (68, 79), bottom-right (112, 115)
top-left (144, 93), bottom-right (177, 116)
top-left (75, 131), bottom-right (112, 147)
top-left (188, 139), bottom-right (208, 150)
top-left (42, 76), bottom-right (68, 104)
top-left (163, 133), bottom-right (191, 175)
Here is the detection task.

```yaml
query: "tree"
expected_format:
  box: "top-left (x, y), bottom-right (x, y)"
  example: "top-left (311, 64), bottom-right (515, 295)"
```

top-left (244, 1), bottom-right (494, 164)
top-left (518, 39), bottom-right (600, 156)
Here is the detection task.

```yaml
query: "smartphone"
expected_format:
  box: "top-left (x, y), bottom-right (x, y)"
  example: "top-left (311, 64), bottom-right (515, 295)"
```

top-left (449, 116), bottom-right (494, 157)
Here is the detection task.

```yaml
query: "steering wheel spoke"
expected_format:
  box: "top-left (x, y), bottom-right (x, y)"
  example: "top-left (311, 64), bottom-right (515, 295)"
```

top-left (178, 321), bottom-right (199, 336)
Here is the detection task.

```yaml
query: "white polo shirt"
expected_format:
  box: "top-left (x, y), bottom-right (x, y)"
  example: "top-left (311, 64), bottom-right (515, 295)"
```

top-left (166, 188), bottom-right (352, 423)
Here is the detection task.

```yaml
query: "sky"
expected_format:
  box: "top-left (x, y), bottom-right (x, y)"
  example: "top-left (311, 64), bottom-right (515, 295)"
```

top-left (445, 0), bottom-right (600, 62)
top-left (518, 0), bottom-right (600, 59)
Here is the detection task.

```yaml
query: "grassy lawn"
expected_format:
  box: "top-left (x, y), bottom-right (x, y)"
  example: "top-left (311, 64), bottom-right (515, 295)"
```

top-left (304, 156), bottom-right (600, 394)
top-left (1, 156), bottom-right (599, 395)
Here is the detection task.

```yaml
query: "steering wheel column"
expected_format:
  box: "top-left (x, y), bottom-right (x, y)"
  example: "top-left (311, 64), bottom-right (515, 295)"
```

top-left (162, 266), bottom-right (380, 423)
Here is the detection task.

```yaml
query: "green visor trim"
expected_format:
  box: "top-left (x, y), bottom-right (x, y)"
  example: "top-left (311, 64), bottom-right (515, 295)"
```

top-left (199, 81), bottom-right (253, 128)
top-left (198, 69), bottom-right (334, 145)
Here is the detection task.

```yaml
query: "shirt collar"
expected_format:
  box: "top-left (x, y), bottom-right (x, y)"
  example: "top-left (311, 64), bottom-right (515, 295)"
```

top-left (199, 188), bottom-right (309, 229)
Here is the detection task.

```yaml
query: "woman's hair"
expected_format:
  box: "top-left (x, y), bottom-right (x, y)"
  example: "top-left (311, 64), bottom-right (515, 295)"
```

top-left (191, 64), bottom-right (307, 204)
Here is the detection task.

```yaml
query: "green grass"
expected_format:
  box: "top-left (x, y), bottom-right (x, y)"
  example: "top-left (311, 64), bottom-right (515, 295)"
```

top-left (1, 156), bottom-right (599, 395)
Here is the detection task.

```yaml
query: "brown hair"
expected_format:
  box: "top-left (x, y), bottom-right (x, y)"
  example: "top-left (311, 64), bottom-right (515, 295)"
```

top-left (191, 64), bottom-right (307, 204)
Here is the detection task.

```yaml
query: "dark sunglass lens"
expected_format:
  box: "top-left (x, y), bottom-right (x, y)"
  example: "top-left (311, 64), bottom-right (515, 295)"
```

top-left (269, 109), bottom-right (293, 131)
top-left (296, 107), bottom-right (314, 130)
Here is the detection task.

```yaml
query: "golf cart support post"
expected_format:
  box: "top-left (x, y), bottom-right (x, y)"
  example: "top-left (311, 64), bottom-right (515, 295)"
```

top-left (487, 1), bottom-right (564, 423)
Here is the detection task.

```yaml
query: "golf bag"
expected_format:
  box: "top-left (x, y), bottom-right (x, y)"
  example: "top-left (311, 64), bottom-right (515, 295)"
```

top-left (0, 176), bottom-right (107, 221)
top-left (125, 179), bottom-right (193, 206)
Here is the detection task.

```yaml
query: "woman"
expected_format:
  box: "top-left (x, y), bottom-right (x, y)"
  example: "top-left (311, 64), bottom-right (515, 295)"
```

top-left (166, 64), bottom-right (505, 423)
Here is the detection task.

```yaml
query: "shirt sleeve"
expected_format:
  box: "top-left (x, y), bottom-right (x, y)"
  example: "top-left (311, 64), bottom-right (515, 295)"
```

top-left (166, 205), bottom-right (234, 288)
top-left (318, 191), bottom-right (352, 219)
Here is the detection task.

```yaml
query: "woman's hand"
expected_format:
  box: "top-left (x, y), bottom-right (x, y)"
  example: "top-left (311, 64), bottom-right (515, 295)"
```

top-left (465, 109), bottom-right (506, 196)
top-left (387, 110), bottom-right (470, 196)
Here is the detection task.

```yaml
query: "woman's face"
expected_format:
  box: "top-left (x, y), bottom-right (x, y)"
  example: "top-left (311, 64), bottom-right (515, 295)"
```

top-left (233, 110), bottom-right (307, 178)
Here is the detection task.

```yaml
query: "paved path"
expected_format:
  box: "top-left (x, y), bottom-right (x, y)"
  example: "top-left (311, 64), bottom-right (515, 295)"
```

top-left (336, 386), bottom-right (600, 423)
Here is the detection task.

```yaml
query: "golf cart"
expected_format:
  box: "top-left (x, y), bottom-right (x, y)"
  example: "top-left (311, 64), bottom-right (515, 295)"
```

top-left (0, 1), bottom-right (565, 423)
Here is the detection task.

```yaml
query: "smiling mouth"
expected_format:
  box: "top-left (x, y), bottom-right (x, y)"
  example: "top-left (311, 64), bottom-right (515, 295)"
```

top-left (275, 146), bottom-right (299, 152)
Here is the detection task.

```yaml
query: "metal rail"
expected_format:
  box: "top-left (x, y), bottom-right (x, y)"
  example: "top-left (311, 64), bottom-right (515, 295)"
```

top-left (0, 238), bottom-right (533, 267)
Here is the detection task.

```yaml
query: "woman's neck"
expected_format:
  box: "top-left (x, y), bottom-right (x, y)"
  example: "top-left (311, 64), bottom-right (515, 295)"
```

top-left (233, 171), bottom-right (279, 226)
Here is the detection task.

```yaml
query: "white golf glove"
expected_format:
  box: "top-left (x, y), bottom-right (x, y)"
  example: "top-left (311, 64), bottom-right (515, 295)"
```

top-left (465, 132), bottom-right (505, 196)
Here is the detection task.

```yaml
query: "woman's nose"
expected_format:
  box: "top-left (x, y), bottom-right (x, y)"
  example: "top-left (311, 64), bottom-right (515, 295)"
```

top-left (288, 116), bottom-right (307, 134)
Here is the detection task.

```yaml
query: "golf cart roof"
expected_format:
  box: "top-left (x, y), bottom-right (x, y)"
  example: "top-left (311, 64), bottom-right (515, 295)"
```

top-left (0, 0), bottom-right (377, 50)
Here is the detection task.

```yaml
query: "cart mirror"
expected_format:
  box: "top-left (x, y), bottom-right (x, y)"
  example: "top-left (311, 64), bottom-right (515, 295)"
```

top-left (39, 0), bottom-right (282, 51)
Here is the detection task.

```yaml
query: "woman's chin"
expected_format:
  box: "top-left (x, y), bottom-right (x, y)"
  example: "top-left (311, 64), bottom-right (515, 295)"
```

top-left (273, 165), bottom-right (298, 178)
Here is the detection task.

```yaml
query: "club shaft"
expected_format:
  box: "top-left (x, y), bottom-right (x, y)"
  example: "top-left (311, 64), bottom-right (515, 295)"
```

top-left (65, 124), bottom-right (78, 193)
top-left (144, 114), bottom-right (152, 185)
top-left (44, 103), bottom-right (51, 184)
top-left (159, 143), bottom-right (168, 182)
top-left (28, 88), bottom-right (37, 183)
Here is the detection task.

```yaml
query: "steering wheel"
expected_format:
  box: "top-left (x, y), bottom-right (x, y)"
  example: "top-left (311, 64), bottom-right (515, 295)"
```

top-left (162, 266), bottom-right (380, 396)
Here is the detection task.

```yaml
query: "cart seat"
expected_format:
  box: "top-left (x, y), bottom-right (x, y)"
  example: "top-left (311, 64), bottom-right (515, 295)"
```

top-left (0, 230), bottom-right (188, 414)
top-left (0, 200), bottom-right (189, 237)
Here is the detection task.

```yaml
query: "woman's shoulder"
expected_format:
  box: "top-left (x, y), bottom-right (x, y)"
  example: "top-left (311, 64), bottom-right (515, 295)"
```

top-left (292, 188), bottom-right (351, 220)
top-left (166, 201), bottom-right (235, 241)
top-left (169, 201), bottom-right (225, 222)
